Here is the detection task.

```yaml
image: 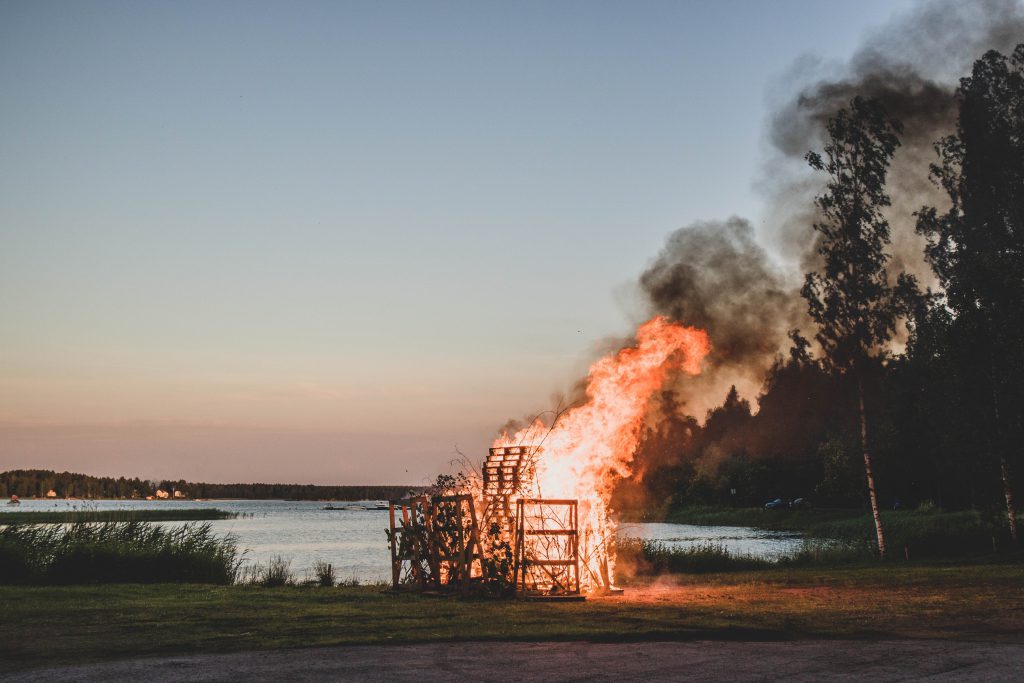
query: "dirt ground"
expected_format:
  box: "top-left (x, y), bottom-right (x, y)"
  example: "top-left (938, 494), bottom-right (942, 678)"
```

top-left (8, 639), bottom-right (1024, 682)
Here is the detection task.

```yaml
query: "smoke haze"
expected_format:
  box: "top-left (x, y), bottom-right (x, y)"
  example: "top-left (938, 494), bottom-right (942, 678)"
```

top-left (634, 0), bottom-right (1024, 420)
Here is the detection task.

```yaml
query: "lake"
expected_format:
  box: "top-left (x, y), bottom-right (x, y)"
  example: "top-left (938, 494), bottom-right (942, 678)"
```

top-left (1, 499), bottom-right (803, 581)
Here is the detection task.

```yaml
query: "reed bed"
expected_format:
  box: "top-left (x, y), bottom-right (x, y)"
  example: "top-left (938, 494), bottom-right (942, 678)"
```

top-left (0, 508), bottom-right (237, 525)
top-left (0, 521), bottom-right (242, 585)
top-left (660, 506), bottom-right (1020, 558)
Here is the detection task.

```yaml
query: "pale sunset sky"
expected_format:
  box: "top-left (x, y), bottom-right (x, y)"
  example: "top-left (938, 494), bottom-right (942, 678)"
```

top-left (1, 0), bottom-right (917, 484)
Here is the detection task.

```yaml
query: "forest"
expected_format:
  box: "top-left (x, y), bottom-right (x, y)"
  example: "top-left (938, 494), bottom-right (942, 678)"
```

top-left (615, 45), bottom-right (1024, 552)
top-left (0, 469), bottom-right (418, 502)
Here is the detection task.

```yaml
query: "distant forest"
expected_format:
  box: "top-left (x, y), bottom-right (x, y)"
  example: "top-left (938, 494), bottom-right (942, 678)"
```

top-left (0, 470), bottom-right (422, 502)
top-left (615, 45), bottom-right (1024, 552)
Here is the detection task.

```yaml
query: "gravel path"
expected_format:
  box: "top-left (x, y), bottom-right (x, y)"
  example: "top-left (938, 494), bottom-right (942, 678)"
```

top-left (7, 639), bottom-right (1023, 682)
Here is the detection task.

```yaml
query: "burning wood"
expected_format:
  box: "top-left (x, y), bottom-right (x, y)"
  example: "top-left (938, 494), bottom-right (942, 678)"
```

top-left (389, 315), bottom-right (710, 597)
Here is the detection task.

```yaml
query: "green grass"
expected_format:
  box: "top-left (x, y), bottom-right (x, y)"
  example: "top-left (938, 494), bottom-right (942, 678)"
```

top-left (0, 521), bottom-right (241, 584)
top-left (0, 508), bottom-right (236, 524)
top-left (2, 559), bottom-right (1021, 671)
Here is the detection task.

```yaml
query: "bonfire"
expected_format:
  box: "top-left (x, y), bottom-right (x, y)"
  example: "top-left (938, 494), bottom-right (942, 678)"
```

top-left (389, 315), bottom-right (710, 596)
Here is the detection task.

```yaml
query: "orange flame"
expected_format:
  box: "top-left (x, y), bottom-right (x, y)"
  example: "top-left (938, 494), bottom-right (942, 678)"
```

top-left (494, 315), bottom-right (710, 590)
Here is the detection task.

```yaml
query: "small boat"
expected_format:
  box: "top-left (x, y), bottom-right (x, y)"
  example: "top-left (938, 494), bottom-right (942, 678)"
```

top-left (7, 495), bottom-right (20, 506)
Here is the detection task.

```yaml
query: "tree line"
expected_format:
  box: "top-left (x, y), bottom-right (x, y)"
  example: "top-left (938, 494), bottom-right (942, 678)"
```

top-left (0, 469), bottom-right (420, 502)
top-left (617, 44), bottom-right (1024, 555)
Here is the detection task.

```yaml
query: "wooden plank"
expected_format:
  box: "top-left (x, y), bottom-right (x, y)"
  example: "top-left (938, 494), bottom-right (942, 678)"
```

top-left (518, 498), bottom-right (577, 505)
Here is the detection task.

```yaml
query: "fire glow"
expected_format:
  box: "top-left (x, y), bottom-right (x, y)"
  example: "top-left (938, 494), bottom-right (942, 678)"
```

top-left (493, 315), bottom-right (710, 590)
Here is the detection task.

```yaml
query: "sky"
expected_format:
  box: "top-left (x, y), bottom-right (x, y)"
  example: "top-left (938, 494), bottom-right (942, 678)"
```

top-left (0, 0), bottom-right (919, 485)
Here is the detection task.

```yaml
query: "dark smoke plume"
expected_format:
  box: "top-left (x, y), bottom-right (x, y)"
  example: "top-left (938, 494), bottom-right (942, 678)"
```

top-left (767, 0), bottom-right (1024, 275)
top-left (638, 217), bottom-right (806, 418)
top-left (640, 217), bottom-right (803, 370)
top-left (640, 0), bottom-right (1024, 419)
top-left (501, 0), bottom-right (1024, 436)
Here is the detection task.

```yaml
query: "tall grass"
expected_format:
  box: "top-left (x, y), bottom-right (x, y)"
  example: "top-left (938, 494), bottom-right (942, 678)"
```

top-left (616, 539), bottom-right (775, 575)
top-left (0, 521), bottom-right (242, 584)
top-left (0, 508), bottom-right (236, 525)
top-left (662, 507), bottom-right (1020, 558)
top-left (243, 555), bottom-right (296, 587)
top-left (305, 559), bottom-right (336, 587)
top-left (616, 507), bottom-right (1020, 576)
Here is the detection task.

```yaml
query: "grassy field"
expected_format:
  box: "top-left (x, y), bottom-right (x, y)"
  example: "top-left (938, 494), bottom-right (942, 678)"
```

top-left (2, 559), bottom-right (1021, 670)
top-left (0, 508), bottom-right (236, 524)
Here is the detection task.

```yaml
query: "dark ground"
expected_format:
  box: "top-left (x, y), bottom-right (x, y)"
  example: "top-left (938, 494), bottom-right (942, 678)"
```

top-left (7, 640), bottom-right (1023, 682)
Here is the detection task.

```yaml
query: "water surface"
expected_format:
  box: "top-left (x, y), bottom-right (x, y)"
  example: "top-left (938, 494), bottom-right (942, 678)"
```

top-left (2, 499), bottom-right (804, 580)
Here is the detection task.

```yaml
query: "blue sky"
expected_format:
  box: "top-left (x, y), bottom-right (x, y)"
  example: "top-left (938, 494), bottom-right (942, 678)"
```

top-left (0, 0), bottom-right (918, 484)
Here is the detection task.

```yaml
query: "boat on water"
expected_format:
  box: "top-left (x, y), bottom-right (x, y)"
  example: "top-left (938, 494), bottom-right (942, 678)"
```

top-left (322, 500), bottom-right (389, 511)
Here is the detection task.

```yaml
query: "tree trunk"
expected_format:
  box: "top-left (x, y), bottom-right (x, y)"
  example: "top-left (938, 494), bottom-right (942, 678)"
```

top-left (858, 375), bottom-right (887, 559)
top-left (990, 364), bottom-right (1018, 544)
top-left (999, 457), bottom-right (1018, 543)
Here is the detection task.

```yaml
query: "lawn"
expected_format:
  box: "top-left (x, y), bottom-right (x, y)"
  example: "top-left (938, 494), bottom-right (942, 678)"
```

top-left (3, 559), bottom-right (1021, 671)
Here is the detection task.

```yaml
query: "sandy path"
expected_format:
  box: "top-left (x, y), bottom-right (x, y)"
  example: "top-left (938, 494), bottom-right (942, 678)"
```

top-left (7, 639), bottom-right (1022, 682)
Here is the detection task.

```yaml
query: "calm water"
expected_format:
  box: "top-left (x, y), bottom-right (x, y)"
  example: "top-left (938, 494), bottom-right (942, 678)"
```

top-left (1, 499), bottom-right (803, 581)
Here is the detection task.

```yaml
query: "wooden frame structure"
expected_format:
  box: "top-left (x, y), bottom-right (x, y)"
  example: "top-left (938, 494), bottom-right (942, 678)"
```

top-left (388, 493), bottom-right (485, 592)
top-left (513, 498), bottom-right (581, 598)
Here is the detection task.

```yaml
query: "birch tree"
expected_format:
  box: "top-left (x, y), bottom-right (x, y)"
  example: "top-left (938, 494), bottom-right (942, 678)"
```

top-left (802, 96), bottom-right (903, 559)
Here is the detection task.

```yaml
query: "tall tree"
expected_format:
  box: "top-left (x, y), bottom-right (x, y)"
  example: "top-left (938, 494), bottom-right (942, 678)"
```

top-left (916, 45), bottom-right (1024, 543)
top-left (802, 96), bottom-right (903, 559)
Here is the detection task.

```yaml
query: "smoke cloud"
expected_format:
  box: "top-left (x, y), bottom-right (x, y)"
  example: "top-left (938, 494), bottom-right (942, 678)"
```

top-left (638, 0), bottom-right (1024, 419)
top-left (766, 0), bottom-right (1024, 275)
top-left (500, 0), bottom-right (1024, 435)
top-left (638, 217), bottom-right (804, 416)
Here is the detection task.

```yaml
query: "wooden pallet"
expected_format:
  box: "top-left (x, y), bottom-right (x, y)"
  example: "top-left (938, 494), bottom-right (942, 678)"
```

top-left (388, 493), bottom-right (484, 592)
top-left (513, 498), bottom-right (582, 598)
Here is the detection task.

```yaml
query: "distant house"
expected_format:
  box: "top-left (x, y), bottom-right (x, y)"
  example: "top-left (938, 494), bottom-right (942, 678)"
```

top-left (46, 489), bottom-right (58, 498)
top-left (173, 490), bottom-right (186, 499)
top-left (155, 489), bottom-right (170, 499)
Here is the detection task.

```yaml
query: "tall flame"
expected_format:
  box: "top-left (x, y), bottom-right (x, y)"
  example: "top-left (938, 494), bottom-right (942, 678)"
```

top-left (493, 315), bottom-right (710, 589)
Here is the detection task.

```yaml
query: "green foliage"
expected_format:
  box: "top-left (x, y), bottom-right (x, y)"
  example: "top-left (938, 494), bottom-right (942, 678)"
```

top-left (814, 434), bottom-right (865, 506)
top-left (0, 522), bottom-right (241, 585)
top-left (802, 96), bottom-right (903, 372)
top-left (914, 43), bottom-right (1024, 533)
